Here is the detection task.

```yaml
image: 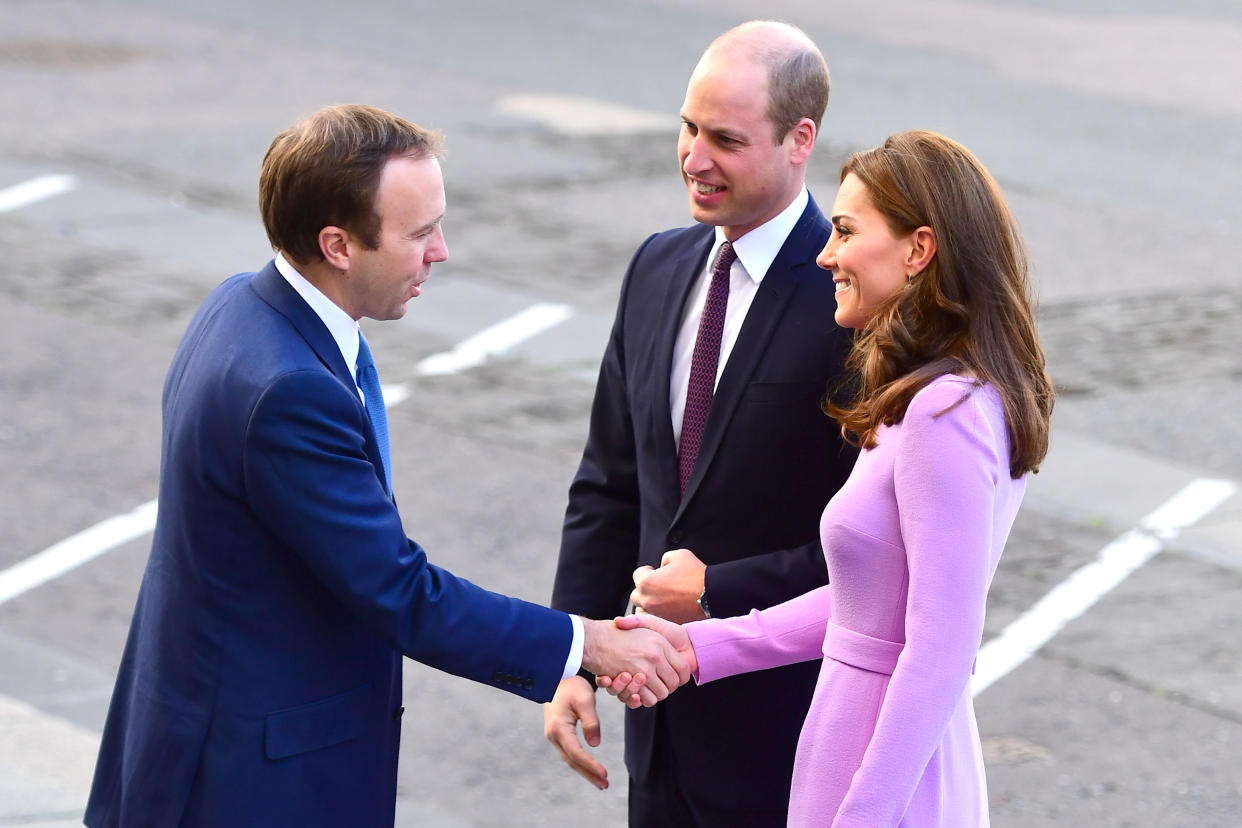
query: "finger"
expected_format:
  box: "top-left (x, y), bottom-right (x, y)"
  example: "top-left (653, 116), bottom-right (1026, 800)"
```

top-left (580, 697), bottom-right (602, 749)
top-left (631, 565), bottom-right (654, 585)
top-left (546, 719), bottom-right (608, 789)
top-left (596, 675), bottom-right (613, 689)
top-left (603, 671), bottom-right (634, 697)
top-left (637, 686), bottom-right (660, 707)
top-left (629, 588), bottom-right (643, 611)
top-left (613, 614), bottom-right (644, 631)
top-left (660, 550), bottom-right (673, 567)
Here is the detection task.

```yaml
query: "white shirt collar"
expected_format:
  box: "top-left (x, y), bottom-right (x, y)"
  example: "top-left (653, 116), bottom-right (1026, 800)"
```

top-left (712, 185), bottom-right (809, 284)
top-left (274, 253), bottom-right (362, 383)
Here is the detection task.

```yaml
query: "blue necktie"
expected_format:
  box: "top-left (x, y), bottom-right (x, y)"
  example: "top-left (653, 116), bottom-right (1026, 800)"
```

top-left (355, 335), bottom-right (392, 493)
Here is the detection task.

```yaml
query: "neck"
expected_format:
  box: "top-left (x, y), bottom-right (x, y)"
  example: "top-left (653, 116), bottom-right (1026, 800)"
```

top-left (285, 254), bottom-right (357, 320)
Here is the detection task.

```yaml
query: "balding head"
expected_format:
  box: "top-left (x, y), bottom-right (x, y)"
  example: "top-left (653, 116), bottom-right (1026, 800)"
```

top-left (700, 20), bottom-right (830, 143)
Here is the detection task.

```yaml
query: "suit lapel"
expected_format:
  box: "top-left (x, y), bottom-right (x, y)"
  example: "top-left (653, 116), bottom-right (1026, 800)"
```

top-left (249, 262), bottom-right (390, 491)
top-left (675, 198), bottom-right (829, 516)
top-left (250, 262), bottom-right (357, 394)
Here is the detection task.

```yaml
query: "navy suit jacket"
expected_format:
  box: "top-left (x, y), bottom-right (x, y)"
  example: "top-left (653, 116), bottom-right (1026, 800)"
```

top-left (86, 263), bottom-right (572, 827)
top-left (552, 196), bottom-right (857, 811)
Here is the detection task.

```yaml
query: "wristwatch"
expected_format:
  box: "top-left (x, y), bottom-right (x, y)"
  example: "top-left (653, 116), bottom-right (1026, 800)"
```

top-left (696, 587), bottom-right (711, 619)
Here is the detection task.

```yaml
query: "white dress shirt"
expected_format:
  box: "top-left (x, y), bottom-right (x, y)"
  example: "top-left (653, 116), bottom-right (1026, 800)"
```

top-left (669, 186), bottom-right (809, 445)
top-left (273, 253), bottom-right (585, 678)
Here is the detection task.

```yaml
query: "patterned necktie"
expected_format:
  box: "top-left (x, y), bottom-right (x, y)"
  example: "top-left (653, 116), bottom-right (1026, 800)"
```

top-left (355, 335), bottom-right (392, 493)
top-left (678, 240), bottom-right (735, 496)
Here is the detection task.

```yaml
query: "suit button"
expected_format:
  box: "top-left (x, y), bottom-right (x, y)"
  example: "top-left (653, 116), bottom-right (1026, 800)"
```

top-left (524, 679), bottom-right (534, 690)
top-left (393, 706), bottom-right (405, 720)
top-left (492, 671), bottom-right (503, 683)
top-left (668, 530), bottom-right (683, 545)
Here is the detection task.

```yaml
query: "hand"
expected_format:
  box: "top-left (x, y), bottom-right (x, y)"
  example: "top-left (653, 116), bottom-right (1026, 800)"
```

top-left (580, 617), bottom-right (691, 700)
top-left (543, 676), bottom-right (609, 789)
top-left (630, 548), bottom-right (708, 623)
top-left (597, 614), bottom-right (699, 708)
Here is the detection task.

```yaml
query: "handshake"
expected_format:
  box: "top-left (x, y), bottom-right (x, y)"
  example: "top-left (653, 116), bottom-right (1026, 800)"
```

top-left (581, 614), bottom-right (699, 708)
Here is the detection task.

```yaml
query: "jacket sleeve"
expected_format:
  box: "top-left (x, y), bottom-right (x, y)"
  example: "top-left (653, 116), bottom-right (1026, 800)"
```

top-left (242, 369), bottom-right (572, 703)
top-left (703, 538), bottom-right (830, 619)
top-left (833, 385), bottom-right (1004, 828)
top-left (685, 584), bottom-right (832, 683)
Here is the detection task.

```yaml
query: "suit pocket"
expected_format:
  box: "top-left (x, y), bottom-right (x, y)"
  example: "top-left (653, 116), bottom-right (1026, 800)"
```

top-left (263, 683), bottom-right (372, 760)
top-left (744, 380), bottom-right (825, 403)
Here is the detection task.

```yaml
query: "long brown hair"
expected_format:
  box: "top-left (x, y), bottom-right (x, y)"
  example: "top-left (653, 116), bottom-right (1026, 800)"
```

top-left (825, 131), bottom-right (1053, 478)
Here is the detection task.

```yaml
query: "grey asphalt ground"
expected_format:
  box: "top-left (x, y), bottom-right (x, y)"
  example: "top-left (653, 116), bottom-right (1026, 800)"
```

top-left (2, 1), bottom-right (1241, 826)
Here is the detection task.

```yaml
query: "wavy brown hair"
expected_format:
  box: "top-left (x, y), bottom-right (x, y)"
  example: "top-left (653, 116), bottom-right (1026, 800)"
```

top-left (825, 131), bottom-right (1054, 478)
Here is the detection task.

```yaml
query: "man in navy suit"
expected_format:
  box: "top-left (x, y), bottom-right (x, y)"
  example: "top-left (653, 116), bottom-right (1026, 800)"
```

top-left (544, 21), bottom-right (857, 827)
top-left (85, 104), bottom-right (690, 827)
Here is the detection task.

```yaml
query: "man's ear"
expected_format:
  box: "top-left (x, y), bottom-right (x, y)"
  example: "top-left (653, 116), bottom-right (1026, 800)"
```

top-left (786, 117), bottom-right (816, 165)
top-left (907, 226), bottom-right (936, 276)
top-left (318, 226), bottom-right (351, 271)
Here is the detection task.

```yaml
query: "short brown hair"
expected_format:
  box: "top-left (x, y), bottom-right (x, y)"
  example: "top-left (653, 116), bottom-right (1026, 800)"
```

top-left (762, 43), bottom-right (829, 142)
top-left (714, 21), bottom-right (830, 143)
top-left (826, 131), bottom-right (1054, 478)
top-left (259, 104), bottom-right (443, 264)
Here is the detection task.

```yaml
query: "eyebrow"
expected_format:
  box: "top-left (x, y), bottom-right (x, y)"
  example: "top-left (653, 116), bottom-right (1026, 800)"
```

top-left (411, 214), bottom-right (444, 235)
top-left (681, 114), bottom-right (746, 143)
top-left (830, 213), bottom-right (854, 223)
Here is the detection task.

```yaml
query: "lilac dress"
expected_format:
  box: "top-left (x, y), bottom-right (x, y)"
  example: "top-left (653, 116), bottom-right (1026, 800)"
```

top-left (686, 375), bottom-right (1025, 827)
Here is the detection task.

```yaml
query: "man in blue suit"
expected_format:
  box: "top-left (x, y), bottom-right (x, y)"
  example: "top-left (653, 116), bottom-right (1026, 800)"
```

top-left (544, 21), bottom-right (857, 827)
top-left (85, 104), bottom-right (689, 827)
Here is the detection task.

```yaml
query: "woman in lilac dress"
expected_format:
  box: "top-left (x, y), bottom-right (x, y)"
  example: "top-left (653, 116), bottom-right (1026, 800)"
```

top-left (602, 131), bottom-right (1055, 826)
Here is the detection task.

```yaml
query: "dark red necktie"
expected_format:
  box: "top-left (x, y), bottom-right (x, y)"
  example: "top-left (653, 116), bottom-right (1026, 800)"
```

top-left (678, 241), bottom-right (735, 496)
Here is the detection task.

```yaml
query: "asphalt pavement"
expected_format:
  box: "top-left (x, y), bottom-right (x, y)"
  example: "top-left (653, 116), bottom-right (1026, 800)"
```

top-left (2, 1), bottom-right (1241, 826)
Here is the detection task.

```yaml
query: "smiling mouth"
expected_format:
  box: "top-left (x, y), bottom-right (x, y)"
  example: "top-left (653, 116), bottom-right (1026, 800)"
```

top-left (833, 279), bottom-right (851, 294)
top-left (691, 180), bottom-right (725, 195)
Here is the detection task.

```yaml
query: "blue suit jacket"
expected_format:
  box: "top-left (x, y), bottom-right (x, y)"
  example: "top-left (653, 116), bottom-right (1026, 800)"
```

top-left (552, 196), bottom-right (857, 812)
top-left (86, 263), bottom-right (571, 827)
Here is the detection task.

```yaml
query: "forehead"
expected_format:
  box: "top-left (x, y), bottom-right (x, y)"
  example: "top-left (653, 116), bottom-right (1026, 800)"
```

top-left (831, 173), bottom-right (876, 217)
top-left (682, 53), bottom-right (771, 131)
top-left (375, 155), bottom-right (445, 224)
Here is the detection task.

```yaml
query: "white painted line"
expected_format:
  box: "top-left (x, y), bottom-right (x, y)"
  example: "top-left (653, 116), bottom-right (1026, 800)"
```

top-left (416, 302), bottom-right (573, 376)
top-left (973, 477), bottom-right (1237, 696)
top-left (381, 384), bottom-right (411, 408)
top-left (0, 174), bottom-right (77, 213)
top-left (497, 93), bottom-right (671, 136)
top-left (0, 500), bottom-right (157, 607)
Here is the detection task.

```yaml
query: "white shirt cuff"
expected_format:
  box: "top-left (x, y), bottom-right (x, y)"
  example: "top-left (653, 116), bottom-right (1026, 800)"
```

top-left (562, 614), bottom-right (585, 679)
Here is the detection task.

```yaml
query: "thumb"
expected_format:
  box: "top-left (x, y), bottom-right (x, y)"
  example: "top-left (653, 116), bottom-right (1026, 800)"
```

top-left (615, 613), bottom-right (670, 635)
top-left (613, 614), bottom-right (644, 631)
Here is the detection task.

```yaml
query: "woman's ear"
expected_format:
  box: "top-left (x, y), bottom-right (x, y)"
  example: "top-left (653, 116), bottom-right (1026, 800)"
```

top-left (907, 226), bottom-right (936, 277)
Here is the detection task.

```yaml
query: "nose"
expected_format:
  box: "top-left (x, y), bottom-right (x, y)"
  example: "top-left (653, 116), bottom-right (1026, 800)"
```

top-left (816, 234), bottom-right (837, 272)
top-left (681, 133), bottom-right (711, 178)
top-left (427, 225), bottom-right (448, 263)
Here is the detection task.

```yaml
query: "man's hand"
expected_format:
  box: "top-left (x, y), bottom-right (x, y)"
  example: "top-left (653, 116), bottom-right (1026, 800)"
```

top-left (580, 617), bottom-right (691, 700)
top-left (597, 613), bottom-right (700, 708)
top-left (543, 676), bottom-right (609, 789)
top-left (630, 548), bottom-right (708, 623)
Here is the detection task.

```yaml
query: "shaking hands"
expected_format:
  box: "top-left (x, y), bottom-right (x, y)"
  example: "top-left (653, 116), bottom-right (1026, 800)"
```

top-left (594, 614), bottom-right (699, 709)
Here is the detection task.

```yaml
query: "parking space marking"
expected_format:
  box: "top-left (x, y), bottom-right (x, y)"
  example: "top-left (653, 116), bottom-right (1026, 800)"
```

top-left (415, 302), bottom-right (573, 376)
top-left (0, 174), bottom-right (76, 212)
top-left (0, 501), bottom-right (157, 607)
top-left (497, 94), bottom-right (670, 136)
top-left (972, 477), bottom-right (1238, 696)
